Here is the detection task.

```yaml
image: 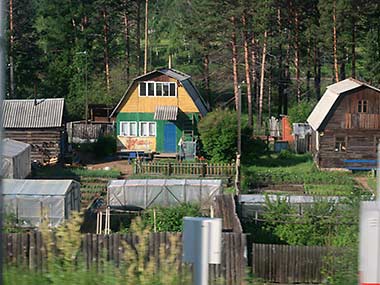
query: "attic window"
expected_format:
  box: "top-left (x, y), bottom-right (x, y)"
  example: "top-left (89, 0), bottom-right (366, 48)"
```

top-left (139, 81), bottom-right (177, 97)
top-left (335, 137), bottom-right (346, 152)
top-left (358, 100), bottom-right (368, 113)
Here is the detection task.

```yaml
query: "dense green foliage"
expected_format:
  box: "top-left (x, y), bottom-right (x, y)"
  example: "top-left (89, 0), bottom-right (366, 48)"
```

top-left (142, 204), bottom-right (202, 232)
top-left (288, 99), bottom-right (317, 124)
top-left (7, 0), bottom-right (380, 121)
top-left (198, 109), bottom-right (266, 162)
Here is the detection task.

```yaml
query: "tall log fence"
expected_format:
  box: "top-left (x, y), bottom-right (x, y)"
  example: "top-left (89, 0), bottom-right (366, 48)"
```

top-left (4, 232), bottom-right (246, 285)
top-left (252, 243), bottom-right (339, 284)
top-left (134, 162), bottom-right (235, 178)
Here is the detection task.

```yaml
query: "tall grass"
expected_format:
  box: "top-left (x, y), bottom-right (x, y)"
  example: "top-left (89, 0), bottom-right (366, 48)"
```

top-left (5, 213), bottom-right (191, 285)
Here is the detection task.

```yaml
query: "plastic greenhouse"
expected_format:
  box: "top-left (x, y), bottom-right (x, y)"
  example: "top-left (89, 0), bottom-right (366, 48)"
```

top-left (2, 138), bottom-right (31, 179)
top-left (3, 179), bottom-right (81, 227)
top-left (107, 179), bottom-right (223, 210)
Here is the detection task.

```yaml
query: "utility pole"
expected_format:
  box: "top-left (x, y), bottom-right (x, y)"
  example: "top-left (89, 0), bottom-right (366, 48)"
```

top-left (9, 0), bottom-right (14, 98)
top-left (235, 85), bottom-right (242, 195)
top-left (144, 0), bottom-right (148, 73)
top-left (0, 0), bottom-right (6, 279)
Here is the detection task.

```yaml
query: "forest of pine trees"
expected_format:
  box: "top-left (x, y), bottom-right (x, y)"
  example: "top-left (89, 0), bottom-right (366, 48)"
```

top-left (6, 0), bottom-right (380, 123)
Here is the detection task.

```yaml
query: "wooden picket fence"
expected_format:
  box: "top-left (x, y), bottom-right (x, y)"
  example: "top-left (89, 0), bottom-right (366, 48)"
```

top-left (252, 243), bottom-right (338, 284)
top-left (134, 162), bottom-right (236, 177)
top-left (4, 232), bottom-right (246, 285)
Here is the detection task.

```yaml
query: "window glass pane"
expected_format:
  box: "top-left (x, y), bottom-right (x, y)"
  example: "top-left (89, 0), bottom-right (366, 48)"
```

top-left (149, 123), bottom-right (156, 136)
top-left (139, 83), bottom-right (146, 96)
top-left (156, 83), bottom-right (163, 96)
top-left (120, 122), bottom-right (126, 136)
top-left (163, 83), bottom-right (169, 96)
top-left (363, 101), bottom-right (367, 112)
top-left (335, 137), bottom-right (346, 152)
top-left (169, 83), bottom-right (176, 96)
top-left (148, 83), bottom-right (155, 96)
top-left (130, 122), bottom-right (137, 136)
top-left (140, 122), bottom-right (148, 136)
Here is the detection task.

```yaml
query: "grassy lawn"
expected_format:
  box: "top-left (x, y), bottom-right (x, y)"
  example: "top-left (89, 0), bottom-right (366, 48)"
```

top-left (33, 165), bottom-right (121, 179)
top-left (243, 151), bottom-right (360, 196)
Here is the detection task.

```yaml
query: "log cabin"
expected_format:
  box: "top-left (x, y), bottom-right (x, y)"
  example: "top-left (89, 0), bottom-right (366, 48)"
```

top-left (307, 78), bottom-right (380, 170)
top-left (110, 68), bottom-right (209, 156)
top-left (2, 98), bottom-right (66, 163)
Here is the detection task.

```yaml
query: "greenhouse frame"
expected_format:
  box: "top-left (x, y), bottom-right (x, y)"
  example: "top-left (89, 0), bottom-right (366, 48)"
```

top-left (2, 138), bottom-right (31, 179)
top-left (3, 179), bottom-right (81, 227)
top-left (107, 179), bottom-right (223, 210)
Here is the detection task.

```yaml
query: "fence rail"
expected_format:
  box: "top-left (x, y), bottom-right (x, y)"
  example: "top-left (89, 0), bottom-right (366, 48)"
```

top-left (4, 232), bottom-right (246, 285)
top-left (134, 162), bottom-right (235, 177)
top-left (252, 243), bottom-right (336, 284)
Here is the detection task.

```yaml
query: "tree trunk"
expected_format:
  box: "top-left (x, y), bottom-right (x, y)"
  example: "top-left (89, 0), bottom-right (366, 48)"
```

top-left (144, 0), bottom-right (148, 73)
top-left (294, 11), bottom-right (301, 102)
top-left (258, 30), bottom-right (268, 129)
top-left (314, 42), bottom-right (321, 99)
top-left (277, 8), bottom-right (283, 116)
top-left (351, 21), bottom-right (356, 78)
top-left (203, 53), bottom-right (211, 108)
top-left (102, 9), bottom-right (110, 91)
top-left (123, 1), bottom-right (130, 83)
top-left (136, 0), bottom-right (141, 74)
top-left (333, 0), bottom-right (339, 82)
top-left (231, 16), bottom-right (239, 111)
top-left (251, 32), bottom-right (257, 109)
top-left (284, 33), bottom-right (291, 115)
top-left (9, 0), bottom-right (14, 98)
top-left (306, 38), bottom-right (311, 100)
top-left (268, 70), bottom-right (272, 118)
top-left (242, 13), bottom-right (253, 128)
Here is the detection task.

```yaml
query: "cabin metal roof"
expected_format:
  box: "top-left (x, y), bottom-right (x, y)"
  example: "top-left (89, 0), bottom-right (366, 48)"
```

top-left (2, 98), bottom-right (64, 129)
top-left (307, 78), bottom-right (380, 131)
top-left (110, 68), bottom-right (208, 117)
top-left (2, 139), bottom-right (30, 157)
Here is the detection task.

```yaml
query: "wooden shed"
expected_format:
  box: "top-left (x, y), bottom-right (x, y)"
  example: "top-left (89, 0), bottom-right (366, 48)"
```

top-left (2, 98), bottom-right (66, 163)
top-left (110, 68), bottom-right (208, 155)
top-left (307, 78), bottom-right (380, 170)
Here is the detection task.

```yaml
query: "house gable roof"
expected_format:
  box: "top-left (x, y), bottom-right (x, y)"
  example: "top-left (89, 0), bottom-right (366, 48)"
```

top-left (110, 68), bottom-right (209, 117)
top-left (307, 78), bottom-right (380, 131)
top-left (2, 98), bottom-right (65, 129)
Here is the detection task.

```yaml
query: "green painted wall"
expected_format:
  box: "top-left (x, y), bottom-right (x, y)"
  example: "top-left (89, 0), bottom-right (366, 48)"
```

top-left (116, 112), bottom-right (200, 152)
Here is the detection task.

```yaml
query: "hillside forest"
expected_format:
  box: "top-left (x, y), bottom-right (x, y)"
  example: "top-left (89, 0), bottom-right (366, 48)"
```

top-left (6, 0), bottom-right (380, 126)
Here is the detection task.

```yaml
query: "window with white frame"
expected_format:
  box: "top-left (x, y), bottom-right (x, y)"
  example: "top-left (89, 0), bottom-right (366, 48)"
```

top-left (139, 122), bottom-right (156, 137)
top-left (120, 121), bottom-right (137, 137)
top-left (138, 82), bottom-right (177, 97)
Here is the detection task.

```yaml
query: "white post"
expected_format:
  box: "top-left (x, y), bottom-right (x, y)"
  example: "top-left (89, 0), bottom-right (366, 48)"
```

top-left (183, 217), bottom-right (222, 285)
top-left (194, 221), bottom-right (209, 285)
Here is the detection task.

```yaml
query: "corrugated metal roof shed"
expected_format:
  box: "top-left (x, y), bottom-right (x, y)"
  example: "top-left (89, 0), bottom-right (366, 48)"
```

top-left (2, 138), bottom-right (30, 157)
top-left (154, 105), bottom-right (178, 120)
top-left (111, 68), bottom-right (208, 117)
top-left (2, 98), bottom-right (64, 128)
top-left (307, 78), bottom-right (380, 131)
top-left (3, 179), bottom-right (76, 195)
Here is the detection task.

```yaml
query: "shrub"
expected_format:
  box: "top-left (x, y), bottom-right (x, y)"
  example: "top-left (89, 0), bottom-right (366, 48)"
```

top-left (288, 99), bottom-right (317, 124)
top-left (93, 135), bottom-right (116, 158)
top-left (142, 203), bottom-right (202, 232)
top-left (198, 109), bottom-right (238, 162)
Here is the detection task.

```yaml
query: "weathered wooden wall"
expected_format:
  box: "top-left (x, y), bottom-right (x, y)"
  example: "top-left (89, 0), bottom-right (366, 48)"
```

top-left (252, 243), bottom-right (336, 284)
top-left (4, 232), bottom-right (247, 285)
top-left (67, 121), bottom-right (114, 143)
top-left (5, 128), bottom-right (63, 162)
top-left (315, 87), bottom-right (380, 169)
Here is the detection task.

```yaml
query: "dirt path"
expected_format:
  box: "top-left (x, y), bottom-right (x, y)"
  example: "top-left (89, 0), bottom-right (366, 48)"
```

top-left (86, 159), bottom-right (133, 178)
top-left (355, 177), bottom-right (373, 192)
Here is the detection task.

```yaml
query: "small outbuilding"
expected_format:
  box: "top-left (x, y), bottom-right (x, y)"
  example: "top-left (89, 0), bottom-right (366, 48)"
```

top-left (3, 179), bottom-right (81, 227)
top-left (307, 78), bottom-right (380, 169)
top-left (2, 98), bottom-right (66, 163)
top-left (2, 138), bottom-right (31, 179)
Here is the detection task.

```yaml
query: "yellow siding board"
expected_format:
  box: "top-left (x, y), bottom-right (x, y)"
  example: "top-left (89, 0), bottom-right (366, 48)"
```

top-left (120, 79), bottom-right (199, 113)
